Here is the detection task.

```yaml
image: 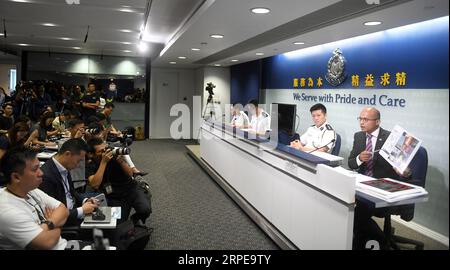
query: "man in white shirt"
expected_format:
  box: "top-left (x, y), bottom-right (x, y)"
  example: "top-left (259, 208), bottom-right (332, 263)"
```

top-left (247, 99), bottom-right (271, 135)
top-left (0, 148), bottom-right (69, 250)
top-left (290, 103), bottom-right (336, 153)
top-left (230, 103), bottom-right (249, 128)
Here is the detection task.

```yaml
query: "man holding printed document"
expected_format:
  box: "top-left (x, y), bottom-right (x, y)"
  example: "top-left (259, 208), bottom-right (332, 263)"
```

top-left (349, 107), bottom-right (414, 249)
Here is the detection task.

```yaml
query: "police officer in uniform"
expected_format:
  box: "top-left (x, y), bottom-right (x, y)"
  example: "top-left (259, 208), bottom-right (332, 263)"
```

top-left (290, 103), bottom-right (336, 153)
top-left (248, 99), bottom-right (271, 135)
top-left (230, 103), bottom-right (249, 128)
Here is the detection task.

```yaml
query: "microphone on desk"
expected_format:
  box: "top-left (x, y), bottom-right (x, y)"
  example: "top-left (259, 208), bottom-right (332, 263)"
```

top-left (308, 139), bottom-right (335, 154)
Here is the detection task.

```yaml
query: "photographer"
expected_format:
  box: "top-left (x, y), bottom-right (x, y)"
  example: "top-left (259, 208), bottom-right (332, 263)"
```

top-left (67, 119), bottom-right (86, 140)
top-left (13, 85), bottom-right (37, 119)
top-left (85, 137), bottom-right (151, 225)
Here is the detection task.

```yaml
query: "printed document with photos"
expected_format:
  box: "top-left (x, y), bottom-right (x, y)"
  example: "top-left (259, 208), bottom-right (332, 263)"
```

top-left (379, 125), bottom-right (422, 174)
top-left (357, 178), bottom-right (428, 203)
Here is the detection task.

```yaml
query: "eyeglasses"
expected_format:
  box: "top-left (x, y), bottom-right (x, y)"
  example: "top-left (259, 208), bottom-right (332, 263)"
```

top-left (357, 117), bottom-right (378, 123)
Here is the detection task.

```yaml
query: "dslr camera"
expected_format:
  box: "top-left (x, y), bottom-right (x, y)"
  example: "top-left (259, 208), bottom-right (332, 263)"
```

top-left (85, 128), bottom-right (100, 135)
top-left (105, 146), bottom-right (131, 156)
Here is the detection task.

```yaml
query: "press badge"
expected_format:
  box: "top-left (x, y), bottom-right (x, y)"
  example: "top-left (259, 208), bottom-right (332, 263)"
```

top-left (105, 183), bottom-right (113, 195)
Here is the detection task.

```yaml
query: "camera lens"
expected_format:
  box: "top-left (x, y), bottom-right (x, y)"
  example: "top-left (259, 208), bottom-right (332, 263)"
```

top-left (112, 147), bottom-right (131, 156)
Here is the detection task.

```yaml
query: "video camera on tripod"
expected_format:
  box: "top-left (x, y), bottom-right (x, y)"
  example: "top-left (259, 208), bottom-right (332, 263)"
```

top-left (205, 82), bottom-right (216, 97)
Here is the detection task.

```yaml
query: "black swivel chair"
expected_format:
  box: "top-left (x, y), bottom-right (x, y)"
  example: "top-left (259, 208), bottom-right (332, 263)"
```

top-left (331, 133), bottom-right (341, 156)
top-left (278, 130), bottom-right (300, 146)
top-left (377, 146), bottom-right (428, 250)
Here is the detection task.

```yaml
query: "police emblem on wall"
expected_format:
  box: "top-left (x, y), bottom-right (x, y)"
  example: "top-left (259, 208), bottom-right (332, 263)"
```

top-left (325, 48), bottom-right (347, 86)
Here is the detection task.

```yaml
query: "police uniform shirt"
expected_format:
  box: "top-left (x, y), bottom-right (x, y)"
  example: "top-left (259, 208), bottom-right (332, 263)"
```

top-left (300, 121), bottom-right (335, 153)
top-left (231, 111), bottom-right (249, 127)
top-left (250, 110), bottom-right (271, 134)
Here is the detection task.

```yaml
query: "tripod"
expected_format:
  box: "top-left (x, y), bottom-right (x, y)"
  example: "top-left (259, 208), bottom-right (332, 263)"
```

top-left (202, 93), bottom-right (217, 121)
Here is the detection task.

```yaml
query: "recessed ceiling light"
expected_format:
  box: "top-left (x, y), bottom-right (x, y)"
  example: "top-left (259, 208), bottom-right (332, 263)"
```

top-left (169, 62), bottom-right (177, 64)
top-left (178, 56), bottom-right (187, 59)
top-left (137, 42), bottom-right (148, 52)
top-left (42, 23), bottom-right (57, 27)
top-left (119, 29), bottom-right (133, 33)
top-left (364, 21), bottom-right (382, 26)
top-left (293, 42), bottom-right (305, 45)
top-left (72, 47), bottom-right (81, 50)
top-left (60, 37), bottom-right (74, 41)
top-left (210, 34), bottom-right (224, 39)
top-left (256, 52), bottom-right (264, 56)
top-left (122, 50), bottom-right (132, 53)
top-left (121, 42), bottom-right (132, 45)
top-left (191, 48), bottom-right (200, 51)
top-left (214, 64), bottom-right (221, 67)
top-left (118, 8), bottom-right (135, 13)
top-left (121, 5), bottom-right (131, 8)
top-left (231, 59), bottom-right (239, 62)
top-left (11, 0), bottom-right (30, 3)
top-left (18, 43), bottom-right (30, 46)
top-left (251, 7), bottom-right (270, 14)
top-left (0, 33), bottom-right (3, 36)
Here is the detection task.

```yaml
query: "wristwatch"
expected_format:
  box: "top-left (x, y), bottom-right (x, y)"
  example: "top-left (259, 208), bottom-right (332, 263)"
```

top-left (44, 220), bottom-right (55, 230)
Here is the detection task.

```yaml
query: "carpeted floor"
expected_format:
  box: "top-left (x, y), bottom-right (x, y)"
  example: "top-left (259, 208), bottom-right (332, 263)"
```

top-left (129, 139), bottom-right (279, 250)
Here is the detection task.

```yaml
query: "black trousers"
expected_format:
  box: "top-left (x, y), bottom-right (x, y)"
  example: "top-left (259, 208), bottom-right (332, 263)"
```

top-left (107, 184), bottom-right (151, 225)
top-left (353, 202), bottom-right (387, 250)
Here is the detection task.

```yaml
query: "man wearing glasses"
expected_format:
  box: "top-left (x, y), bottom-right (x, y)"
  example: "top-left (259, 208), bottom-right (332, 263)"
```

top-left (348, 107), bottom-right (403, 249)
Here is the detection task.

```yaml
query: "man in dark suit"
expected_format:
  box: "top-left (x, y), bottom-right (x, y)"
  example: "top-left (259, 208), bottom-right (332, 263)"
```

top-left (348, 107), bottom-right (398, 179)
top-left (40, 138), bottom-right (98, 227)
top-left (349, 107), bottom-right (405, 249)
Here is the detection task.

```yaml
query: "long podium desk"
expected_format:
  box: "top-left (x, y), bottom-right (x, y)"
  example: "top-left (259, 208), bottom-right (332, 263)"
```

top-left (199, 121), bottom-right (356, 250)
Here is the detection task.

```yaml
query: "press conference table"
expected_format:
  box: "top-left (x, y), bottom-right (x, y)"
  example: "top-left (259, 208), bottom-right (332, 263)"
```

top-left (199, 120), bottom-right (355, 250)
top-left (198, 120), bottom-right (428, 250)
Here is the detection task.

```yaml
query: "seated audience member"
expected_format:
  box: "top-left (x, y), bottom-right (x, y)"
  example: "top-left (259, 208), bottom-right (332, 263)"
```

top-left (230, 103), bottom-right (249, 128)
top-left (29, 112), bottom-right (57, 147)
top-left (100, 103), bottom-right (122, 138)
top-left (88, 116), bottom-right (147, 177)
top-left (39, 139), bottom-right (98, 227)
top-left (247, 99), bottom-right (271, 135)
top-left (67, 119), bottom-right (86, 140)
top-left (0, 122), bottom-right (35, 161)
top-left (289, 103), bottom-right (336, 153)
top-left (52, 110), bottom-right (71, 134)
top-left (0, 103), bottom-right (14, 134)
top-left (0, 148), bottom-right (69, 250)
top-left (85, 137), bottom-right (151, 225)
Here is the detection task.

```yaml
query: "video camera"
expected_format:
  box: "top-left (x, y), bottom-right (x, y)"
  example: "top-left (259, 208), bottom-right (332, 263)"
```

top-left (205, 82), bottom-right (215, 96)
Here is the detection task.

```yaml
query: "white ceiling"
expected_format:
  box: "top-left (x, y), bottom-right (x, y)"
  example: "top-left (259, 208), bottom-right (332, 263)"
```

top-left (0, 0), bottom-right (448, 68)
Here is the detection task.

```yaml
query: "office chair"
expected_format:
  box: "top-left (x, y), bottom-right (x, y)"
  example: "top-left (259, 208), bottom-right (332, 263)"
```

top-left (377, 146), bottom-right (428, 250)
top-left (331, 133), bottom-right (341, 156)
top-left (278, 130), bottom-right (300, 145)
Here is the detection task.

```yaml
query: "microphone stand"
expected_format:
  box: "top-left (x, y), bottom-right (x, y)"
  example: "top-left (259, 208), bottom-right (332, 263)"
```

top-left (308, 139), bottom-right (335, 154)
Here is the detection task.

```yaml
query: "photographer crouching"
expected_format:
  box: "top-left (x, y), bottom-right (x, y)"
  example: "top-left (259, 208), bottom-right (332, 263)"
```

top-left (85, 137), bottom-right (151, 226)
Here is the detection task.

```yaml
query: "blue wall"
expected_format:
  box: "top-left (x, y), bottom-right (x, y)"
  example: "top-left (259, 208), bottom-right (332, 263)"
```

top-left (230, 60), bottom-right (261, 105)
top-left (231, 16), bottom-right (449, 93)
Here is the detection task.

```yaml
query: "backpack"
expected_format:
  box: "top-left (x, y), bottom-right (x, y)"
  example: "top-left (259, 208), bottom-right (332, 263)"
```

top-left (110, 220), bottom-right (151, 250)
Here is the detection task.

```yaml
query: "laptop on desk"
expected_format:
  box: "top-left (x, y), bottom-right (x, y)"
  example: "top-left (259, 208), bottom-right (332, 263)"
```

top-left (83, 207), bottom-right (112, 224)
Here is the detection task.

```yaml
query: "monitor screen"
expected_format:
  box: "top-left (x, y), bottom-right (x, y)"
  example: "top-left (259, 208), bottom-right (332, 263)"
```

top-left (271, 103), bottom-right (297, 135)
